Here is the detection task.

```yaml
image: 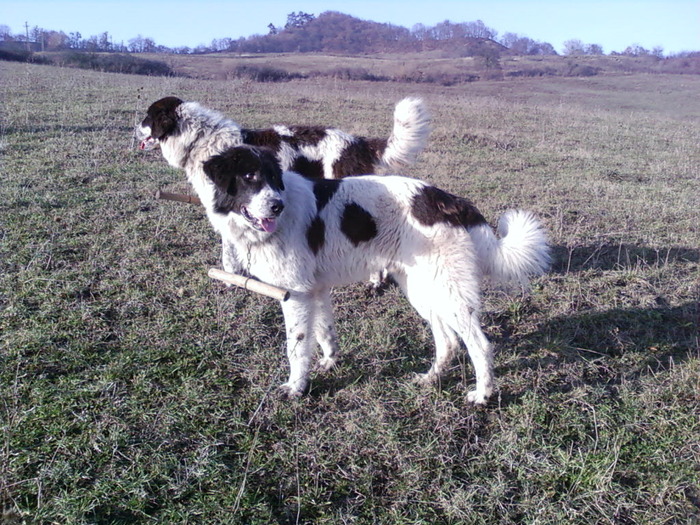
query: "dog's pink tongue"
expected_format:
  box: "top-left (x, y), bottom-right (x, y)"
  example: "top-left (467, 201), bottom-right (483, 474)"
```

top-left (261, 218), bottom-right (277, 233)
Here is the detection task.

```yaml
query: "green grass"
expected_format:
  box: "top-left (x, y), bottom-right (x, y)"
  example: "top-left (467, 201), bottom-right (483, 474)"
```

top-left (1, 59), bottom-right (699, 524)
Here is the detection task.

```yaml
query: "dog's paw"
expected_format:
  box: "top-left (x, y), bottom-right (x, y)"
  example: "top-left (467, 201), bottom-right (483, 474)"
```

top-left (364, 273), bottom-right (392, 296)
top-left (368, 271), bottom-right (384, 288)
top-left (364, 268), bottom-right (396, 294)
top-left (315, 357), bottom-right (337, 374)
top-left (278, 383), bottom-right (304, 400)
top-left (466, 389), bottom-right (489, 405)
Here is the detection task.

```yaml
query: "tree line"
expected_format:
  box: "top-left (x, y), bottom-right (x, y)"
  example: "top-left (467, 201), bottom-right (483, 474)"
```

top-left (0, 11), bottom-right (683, 58)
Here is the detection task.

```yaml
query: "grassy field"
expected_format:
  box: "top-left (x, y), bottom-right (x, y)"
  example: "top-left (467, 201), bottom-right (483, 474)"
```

top-left (1, 59), bottom-right (699, 524)
top-left (141, 51), bottom-right (699, 83)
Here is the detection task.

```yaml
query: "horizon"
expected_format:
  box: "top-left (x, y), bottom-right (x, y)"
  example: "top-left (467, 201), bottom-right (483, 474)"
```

top-left (2, 0), bottom-right (699, 55)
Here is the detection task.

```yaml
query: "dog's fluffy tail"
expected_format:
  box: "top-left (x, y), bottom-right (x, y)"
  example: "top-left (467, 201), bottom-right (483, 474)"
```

top-left (469, 210), bottom-right (551, 288)
top-left (381, 98), bottom-right (431, 169)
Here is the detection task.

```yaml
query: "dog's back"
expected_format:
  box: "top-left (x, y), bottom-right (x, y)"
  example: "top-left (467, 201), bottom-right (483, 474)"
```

top-left (239, 98), bottom-right (430, 180)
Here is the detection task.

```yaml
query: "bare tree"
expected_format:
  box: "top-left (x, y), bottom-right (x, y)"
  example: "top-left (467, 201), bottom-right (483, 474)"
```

top-left (500, 32), bottom-right (557, 55)
top-left (585, 43), bottom-right (604, 55)
top-left (563, 39), bottom-right (586, 55)
top-left (46, 30), bottom-right (69, 50)
top-left (500, 32), bottom-right (519, 48)
top-left (98, 32), bottom-right (112, 51)
top-left (623, 44), bottom-right (650, 56)
top-left (128, 35), bottom-right (145, 52)
top-left (463, 20), bottom-right (497, 39)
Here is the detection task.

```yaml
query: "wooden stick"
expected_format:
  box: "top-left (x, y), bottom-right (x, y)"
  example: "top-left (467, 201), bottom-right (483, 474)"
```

top-left (155, 190), bottom-right (202, 206)
top-left (208, 268), bottom-right (290, 302)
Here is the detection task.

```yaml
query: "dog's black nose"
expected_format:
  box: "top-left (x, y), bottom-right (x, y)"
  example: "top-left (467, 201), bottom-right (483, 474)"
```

top-left (271, 200), bottom-right (285, 216)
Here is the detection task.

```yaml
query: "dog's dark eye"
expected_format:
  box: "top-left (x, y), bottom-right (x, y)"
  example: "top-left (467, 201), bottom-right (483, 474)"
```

top-left (243, 173), bottom-right (256, 182)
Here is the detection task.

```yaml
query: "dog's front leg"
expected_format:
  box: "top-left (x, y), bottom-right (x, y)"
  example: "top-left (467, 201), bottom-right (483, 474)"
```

top-left (279, 293), bottom-right (315, 397)
top-left (221, 238), bottom-right (244, 275)
top-left (312, 289), bottom-right (339, 373)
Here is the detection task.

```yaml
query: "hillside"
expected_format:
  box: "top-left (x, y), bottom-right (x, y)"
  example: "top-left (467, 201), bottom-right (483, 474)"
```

top-left (143, 49), bottom-right (700, 84)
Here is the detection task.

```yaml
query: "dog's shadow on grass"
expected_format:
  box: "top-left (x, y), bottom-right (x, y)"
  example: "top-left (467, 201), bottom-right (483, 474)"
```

top-left (510, 300), bottom-right (696, 381)
top-left (488, 241), bottom-right (699, 404)
top-left (310, 299), bottom-right (697, 403)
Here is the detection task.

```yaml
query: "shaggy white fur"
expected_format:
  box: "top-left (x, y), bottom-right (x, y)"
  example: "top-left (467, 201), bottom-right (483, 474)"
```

top-left (137, 96), bottom-right (431, 276)
top-left (202, 145), bottom-right (551, 404)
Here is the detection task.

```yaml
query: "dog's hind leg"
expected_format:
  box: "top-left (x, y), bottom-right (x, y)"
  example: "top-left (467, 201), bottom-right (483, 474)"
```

top-left (279, 294), bottom-right (316, 397)
top-left (313, 289), bottom-right (339, 374)
top-left (432, 290), bottom-right (494, 404)
top-left (400, 261), bottom-right (494, 404)
top-left (414, 314), bottom-right (460, 386)
top-left (453, 309), bottom-right (494, 405)
top-left (393, 269), bottom-right (461, 387)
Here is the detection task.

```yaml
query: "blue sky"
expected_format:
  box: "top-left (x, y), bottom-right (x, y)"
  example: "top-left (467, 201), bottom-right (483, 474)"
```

top-left (2, 0), bottom-right (699, 54)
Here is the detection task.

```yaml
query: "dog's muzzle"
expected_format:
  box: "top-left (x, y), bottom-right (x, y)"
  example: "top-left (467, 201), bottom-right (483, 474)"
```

top-left (241, 199), bottom-right (284, 233)
top-left (136, 125), bottom-right (159, 151)
top-left (139, 136), bottom-right (159, 151)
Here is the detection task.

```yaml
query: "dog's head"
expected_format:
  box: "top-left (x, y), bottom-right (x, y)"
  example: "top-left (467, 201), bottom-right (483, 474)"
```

top-left (203, 146), bottom-right (285, 234)
top-left (137, 96), bottom-right (183, 151)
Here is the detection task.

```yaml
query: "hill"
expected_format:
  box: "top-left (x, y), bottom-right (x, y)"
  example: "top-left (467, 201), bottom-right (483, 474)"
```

top-left (4, 11), bottom-right (700, 83)
top-left (235, 11), bottom-right (505, 56)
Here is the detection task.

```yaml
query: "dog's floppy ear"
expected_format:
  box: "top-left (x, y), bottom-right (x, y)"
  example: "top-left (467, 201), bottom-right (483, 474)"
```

top-left (203, 146), bottom-right (264, 195)
top-left (203, 153), bottom-right (236, 195)
top-left (148, 96), bottom-right (182, 139)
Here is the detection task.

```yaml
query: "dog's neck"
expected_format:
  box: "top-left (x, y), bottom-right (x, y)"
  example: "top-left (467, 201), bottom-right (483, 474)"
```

top-left (162, 102), bottom-right (244, 171)
top-left (162, 128), bottom-right (241, 171)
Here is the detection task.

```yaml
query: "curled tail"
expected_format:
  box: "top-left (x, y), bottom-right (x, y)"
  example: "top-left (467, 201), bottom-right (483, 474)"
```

top-left (469, 210), bottom-right (551, 288)
top-left (380, 97), bottom-right (431, 169)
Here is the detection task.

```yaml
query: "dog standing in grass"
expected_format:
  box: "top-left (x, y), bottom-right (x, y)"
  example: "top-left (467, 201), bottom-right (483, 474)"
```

top-left (201, 145), bottom-right (550, 403)
top-left (136, 96), bottom-right (430, 276)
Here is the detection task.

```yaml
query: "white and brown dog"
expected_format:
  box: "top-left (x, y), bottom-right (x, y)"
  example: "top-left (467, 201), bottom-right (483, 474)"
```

top-left (136, 96), bottom-right (431, 276)
top-left (201, 145), bottom-right (551, 404)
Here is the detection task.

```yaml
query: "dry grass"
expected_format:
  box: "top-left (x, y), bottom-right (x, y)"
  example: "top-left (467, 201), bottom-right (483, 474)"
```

top-left (1, 59), bottom-right (698, 524)
top-left (143, 50), bottom-right (700, 84)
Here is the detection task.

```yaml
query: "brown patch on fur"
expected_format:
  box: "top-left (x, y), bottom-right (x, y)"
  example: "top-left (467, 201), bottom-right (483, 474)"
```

top-left (144, 96), bottom-right (183, 139)
top-left (332, 138), bottom-right (386, 178)
top-left (292, 157), bottom-right (324, 179)
top-left (341, 203), bottom-right (377, 246)
top-left (242, 129), bottom-right (282, 151)
top-left (313, 179), bottom-right (342, 211)
top-left (307, 217), bottom-right (326, 254)
top-left (411, 185), bottom-right (487, 229)
top-left (287, 126), bottom-right (328, 147)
